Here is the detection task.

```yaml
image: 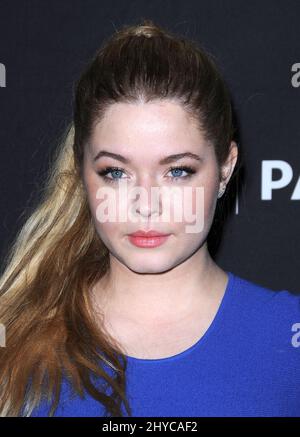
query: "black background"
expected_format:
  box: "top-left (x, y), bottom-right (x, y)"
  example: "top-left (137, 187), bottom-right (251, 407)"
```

top-left (0, 0), bottom-right (299, 292)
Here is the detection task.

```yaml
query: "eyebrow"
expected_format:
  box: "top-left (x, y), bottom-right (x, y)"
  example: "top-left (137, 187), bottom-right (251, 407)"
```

top-left (93, 150), bottom-right (203, 165)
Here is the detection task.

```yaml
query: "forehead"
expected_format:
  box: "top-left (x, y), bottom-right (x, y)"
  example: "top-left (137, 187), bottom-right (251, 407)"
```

top-left (89, 101), bottom-right (209, 162)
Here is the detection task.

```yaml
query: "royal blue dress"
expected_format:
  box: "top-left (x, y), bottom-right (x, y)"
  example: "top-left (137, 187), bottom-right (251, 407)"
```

top-left (30, 271), bottom-right (300, 417)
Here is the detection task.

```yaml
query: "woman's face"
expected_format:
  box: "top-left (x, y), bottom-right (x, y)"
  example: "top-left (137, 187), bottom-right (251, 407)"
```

top-left (82, 100), bottom-right (236, 273)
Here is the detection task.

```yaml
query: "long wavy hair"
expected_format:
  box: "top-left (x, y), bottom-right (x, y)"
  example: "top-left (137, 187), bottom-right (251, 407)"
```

top-left (0, 19), bottom-right (240, 417)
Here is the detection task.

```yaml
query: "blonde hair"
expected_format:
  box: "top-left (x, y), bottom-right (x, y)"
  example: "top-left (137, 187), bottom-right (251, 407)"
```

top-left (0, 124), bottom-right (130, 416)
top-left (0, 19), bottom-right (238, 417)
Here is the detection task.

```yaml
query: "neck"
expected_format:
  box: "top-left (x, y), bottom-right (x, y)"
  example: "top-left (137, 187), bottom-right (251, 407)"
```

top-left (91, 244), bottom-right (227, 325)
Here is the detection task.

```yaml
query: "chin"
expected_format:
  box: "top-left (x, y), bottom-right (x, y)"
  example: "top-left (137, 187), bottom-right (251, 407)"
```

top-left (123, 256), bottom-right (176, 275)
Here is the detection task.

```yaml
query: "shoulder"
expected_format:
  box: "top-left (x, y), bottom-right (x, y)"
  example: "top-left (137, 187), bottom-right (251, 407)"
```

top-left (228, 271), bottom-right (300, 327)
top-left (225, 272), bottom-right (300, 358)
top-left (230, 271), bottom-right (299, 307)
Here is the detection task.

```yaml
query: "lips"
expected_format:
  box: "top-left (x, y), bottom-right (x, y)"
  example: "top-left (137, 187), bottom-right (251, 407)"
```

top-left (128, 230), bottom-right (170, 237)
top-left (127, 230), bottom-right (171, 248)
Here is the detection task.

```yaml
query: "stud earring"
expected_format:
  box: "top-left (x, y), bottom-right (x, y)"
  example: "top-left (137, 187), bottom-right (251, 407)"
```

top-left (217, 184), bottom-right (226, 199)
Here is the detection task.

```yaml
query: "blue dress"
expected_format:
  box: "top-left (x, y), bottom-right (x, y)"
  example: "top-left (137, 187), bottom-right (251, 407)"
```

top-left (30, 271), bottom-right (300, 417)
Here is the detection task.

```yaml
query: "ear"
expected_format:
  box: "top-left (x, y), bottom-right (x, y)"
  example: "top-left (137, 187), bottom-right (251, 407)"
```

top-left (219, 141), bottom-right (238, 188)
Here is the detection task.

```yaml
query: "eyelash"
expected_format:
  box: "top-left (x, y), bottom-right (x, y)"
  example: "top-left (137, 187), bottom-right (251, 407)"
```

top-left (97, 166), bottom-right (196, 184)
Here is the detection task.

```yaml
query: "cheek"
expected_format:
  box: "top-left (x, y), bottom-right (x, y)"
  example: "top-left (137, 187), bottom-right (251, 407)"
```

top-left (90, 192), bottom-right (119, 247)
top-left (182, 183), bottom-right (216, 219)
top-left (83, 177), bottom-right (112, 232)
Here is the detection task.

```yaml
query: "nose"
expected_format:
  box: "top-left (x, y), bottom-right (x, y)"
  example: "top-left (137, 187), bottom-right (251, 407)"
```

top-left (133, 177), bottom-right (162, 218)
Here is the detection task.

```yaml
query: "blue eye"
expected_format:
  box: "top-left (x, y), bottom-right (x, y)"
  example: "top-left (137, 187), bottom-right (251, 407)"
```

top-left (170, 167), bottom-right (187, 178)
top-left (97, 167), bottom-right (126, 184)
top-left (107, 169), bottom-right (124, 179)
top-left (167, 166), bottom-right (196, 181)
top-left (97, 165), bottom-right (196, 184)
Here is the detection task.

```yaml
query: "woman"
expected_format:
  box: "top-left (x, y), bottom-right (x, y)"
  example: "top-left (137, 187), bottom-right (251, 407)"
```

top-left (0, 20), bottom-right (299, 418)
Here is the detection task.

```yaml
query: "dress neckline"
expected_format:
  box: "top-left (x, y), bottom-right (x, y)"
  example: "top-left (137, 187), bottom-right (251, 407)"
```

top-left (125, 271), bottom-right (235, 364)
